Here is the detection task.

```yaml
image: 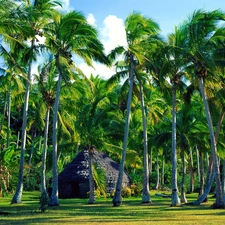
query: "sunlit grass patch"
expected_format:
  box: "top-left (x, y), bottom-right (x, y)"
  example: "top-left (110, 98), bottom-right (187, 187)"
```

top-left (0, 191), bottom-right (225, 225)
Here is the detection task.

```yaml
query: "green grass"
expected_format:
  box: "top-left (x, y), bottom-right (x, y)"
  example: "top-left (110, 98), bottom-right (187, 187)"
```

top-left (0, 191), bottom-right (225, 225)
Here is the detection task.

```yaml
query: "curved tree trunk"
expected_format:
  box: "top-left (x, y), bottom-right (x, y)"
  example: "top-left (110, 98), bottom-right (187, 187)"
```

top-left (198, 77), bottom-right (224, 208)
top-left (171, 83), bottom-right (180, 206)
top-left (49, 57), bottom-right (62, 206)
top-left (11, 39), bottom-right (34, 204)
top-left (113, 57), bottom-right (134, 207)
top-left (193, 111), bottom-right (224, 205)
top-left (88, 146), bottom-right (95, 204)
top-left (139, 83), bottom-right (151, 203)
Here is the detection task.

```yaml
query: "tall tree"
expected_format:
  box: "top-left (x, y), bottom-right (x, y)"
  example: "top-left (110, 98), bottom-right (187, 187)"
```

top-left (108, 12), bottom-right (160, 206)
top-left (44, 10), bottom-right (108, 206)
top-left (11, 0), bottom-right (61, 204)
top-left (184, 9), bottom-right (225, 208)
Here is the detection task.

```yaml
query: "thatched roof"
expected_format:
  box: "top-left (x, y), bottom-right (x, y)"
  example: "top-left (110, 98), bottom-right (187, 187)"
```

top-left (58, 149), bottom-right (130, 198)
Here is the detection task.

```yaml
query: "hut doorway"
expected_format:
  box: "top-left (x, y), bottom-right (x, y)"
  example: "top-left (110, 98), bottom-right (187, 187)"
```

top-left (71, 181), bottom-right (80, 197)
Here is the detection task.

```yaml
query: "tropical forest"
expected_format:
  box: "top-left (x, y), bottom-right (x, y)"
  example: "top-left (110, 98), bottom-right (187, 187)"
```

top-left (1, 0), bottom-right (225, 224)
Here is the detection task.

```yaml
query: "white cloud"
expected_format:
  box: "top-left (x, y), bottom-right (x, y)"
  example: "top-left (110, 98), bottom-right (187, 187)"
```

top-left (79, 62), bottom-right (116, 79)
top-left (87, 13), bottom-right (96, 26)
top-left (78, 15), bottom-right (127, 79)
top-left (100, 15), bottom-right (127, 54)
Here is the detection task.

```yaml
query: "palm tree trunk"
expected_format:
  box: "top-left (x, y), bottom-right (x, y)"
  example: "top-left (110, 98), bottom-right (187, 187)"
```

top-left (196, 146), bottom-right (200, 182)
top-left (199, 151), bottom-right (205, 197)
top-left (41, 107), bottom-right (50, 204)
top-left (0, 93), bottom-right (7, 136)
top-left (188, 148), bottom-right (194, 193)
top-left (6, 81), bottom-right (12, 148)
top-left (11, 39), bottom-right (34, 204)
top-left (149, 148), bottom-right (153, 175)
top-left (88, 146), bottom-right (95, 204)
top-left (139, 83), bottom-right (151, 203)
top-left (113, 57), bottom-right (134, 207)
top-left (198, 77), bottom-right (224, 208)
top-left (49, 57), bottom-right (62, 206)
top-left (171, 83), bottom-right (180, 206)
top-left (222, 160), bottom-right (225, 197)
top-left (153, 152), bottom-right (160, 190)
top-left (180, 146), bottom-right (187, 203)
top-left (161, 155), bottom-right (165, 186)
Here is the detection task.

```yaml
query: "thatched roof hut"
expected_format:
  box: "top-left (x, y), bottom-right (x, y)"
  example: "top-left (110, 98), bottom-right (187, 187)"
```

top-left (58, 149), bottom-right (130, 198)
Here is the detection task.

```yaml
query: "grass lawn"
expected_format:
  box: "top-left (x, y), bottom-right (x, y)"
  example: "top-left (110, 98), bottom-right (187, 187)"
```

top-left (0, 190), bottom-right (225, 225)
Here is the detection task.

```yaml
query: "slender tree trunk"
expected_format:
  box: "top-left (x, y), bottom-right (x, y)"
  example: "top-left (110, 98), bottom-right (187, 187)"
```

top-left (154, 152), bottom-right (159, 190)
top-left (88, 146), bottom-right (95, 204)
top-left (149, 148), bottom-right (152, 175)
top-left (6, 81), bottom-right (12, 148)
top-left (199, 151), bottom-right (205, 197)
top-left (0, 93), bottom-right (7, 142)
top-left (41, 107), bottom-right (50, 205)
top-left (180, 146), bottom-right (187, 203)
top-left (139, 83), bottom-right (151, 203)
top-left (28, 130), bottom-right (36, 174)
top-left (222, 160), bottom-right (225, 197)
top-left (171, 83), bottom-right (180, 206)
top-left (188, 148), bottom-right (194, 193)
top-left (196, 146), bottom-right (200, 182)
top-left (205, 152), bottom-right (209, 174)
top-left (11, 39), bottom-right (34, 204)
top-left (113, 57), bottom-right (134, 207)
top-left (16, 131), bottom-right (20, 149)
top-left (49, 57), bottom-right (62, 206)
top-left (161, 155), bottom-right (165, 186)
top-left (198, 77), bottom-right (224, 208)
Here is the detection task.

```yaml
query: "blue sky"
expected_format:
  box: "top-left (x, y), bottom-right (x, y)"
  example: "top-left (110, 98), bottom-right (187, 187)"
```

top-left (61, 0), bottom-right (225, 78)
top-left (68, 0), bottom-right (225, 35)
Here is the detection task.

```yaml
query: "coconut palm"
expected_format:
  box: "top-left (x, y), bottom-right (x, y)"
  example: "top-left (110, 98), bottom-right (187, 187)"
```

top-left (108, 12), bottom-right (160, 206)
top-left (10, 0), bottom-right (61, 204)
top-left (159, 23), bottom-right (190, 206)
top-left (184, 9), bottom-right (225, 208)
top-left (33, 56), bottom-right (58, 207)
top-left (44, 10), bottom-right (108, 206)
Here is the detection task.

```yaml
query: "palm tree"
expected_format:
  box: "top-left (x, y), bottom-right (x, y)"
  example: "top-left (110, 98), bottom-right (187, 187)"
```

top-left (159, 23), bottom-right (190, 206)
top-left (108, 12), bottom-right (160, 206)
top-left (34, 56), bottom-right (58, 207)
top-left (184, 9), bottom-right (225, 208)
top-left (44, 10), bottom-right (108, 206)
top-left (11, 0), bottom-right (61, 204)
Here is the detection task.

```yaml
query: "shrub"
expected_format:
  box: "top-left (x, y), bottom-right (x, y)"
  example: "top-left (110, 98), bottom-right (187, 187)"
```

top-left (121, 187), bottom-right (131, 198)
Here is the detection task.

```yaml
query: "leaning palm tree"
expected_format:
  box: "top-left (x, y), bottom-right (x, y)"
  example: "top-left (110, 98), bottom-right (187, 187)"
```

top-left (44, 10), bottom-right (109, 206)
top-left (184, 9), bottom-right (225, 208)
top-left (108, 12), bottom-right (160, 206)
